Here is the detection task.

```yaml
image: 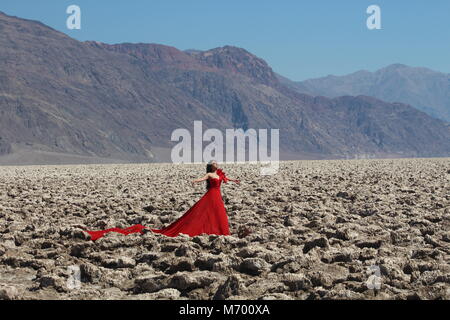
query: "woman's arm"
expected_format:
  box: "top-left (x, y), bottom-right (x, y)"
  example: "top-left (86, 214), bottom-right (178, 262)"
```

top-left (191, 173), bottom-right (211, 184)
top-left (227, 178), bottom-right (240, 184)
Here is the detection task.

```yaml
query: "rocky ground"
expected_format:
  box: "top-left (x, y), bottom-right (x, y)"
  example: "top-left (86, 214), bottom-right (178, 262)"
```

top-left (0, 158), bottom-right (449, 300)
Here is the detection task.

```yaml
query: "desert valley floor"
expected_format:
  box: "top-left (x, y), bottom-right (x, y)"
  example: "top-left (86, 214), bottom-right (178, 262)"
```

top-left (0, 158), bottom-right (449, 300)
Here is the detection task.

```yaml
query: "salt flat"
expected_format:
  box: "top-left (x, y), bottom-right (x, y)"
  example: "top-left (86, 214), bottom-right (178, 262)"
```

top-left (0, 158), bottom-right (449, 300)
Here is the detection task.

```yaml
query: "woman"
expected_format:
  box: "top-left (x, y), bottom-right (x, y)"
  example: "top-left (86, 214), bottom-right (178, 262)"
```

top-left (85, 161), bottom-right (240, 240)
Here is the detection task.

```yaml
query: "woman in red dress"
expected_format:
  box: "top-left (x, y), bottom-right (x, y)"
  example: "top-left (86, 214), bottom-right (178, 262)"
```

top-left (85, 161), bottom-right (240, 240)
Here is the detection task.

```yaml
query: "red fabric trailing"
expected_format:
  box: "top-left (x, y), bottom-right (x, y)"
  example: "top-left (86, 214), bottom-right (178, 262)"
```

top-left (85, 224), bottom-right (147, 241)
top-left (84, 169), bottom-right (230, 241)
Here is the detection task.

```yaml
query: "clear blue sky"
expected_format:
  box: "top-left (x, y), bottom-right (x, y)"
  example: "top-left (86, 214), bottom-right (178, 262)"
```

top-left (2, 0), bottom-right (450, 80)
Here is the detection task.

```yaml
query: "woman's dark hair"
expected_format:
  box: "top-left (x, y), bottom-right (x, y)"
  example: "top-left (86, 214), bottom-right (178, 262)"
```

top-left (206, 161), bottom-right (215, 190)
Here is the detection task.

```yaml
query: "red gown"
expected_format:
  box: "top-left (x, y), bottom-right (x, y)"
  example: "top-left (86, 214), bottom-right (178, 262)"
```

top-left (85, 169), bottom-right (230, 241)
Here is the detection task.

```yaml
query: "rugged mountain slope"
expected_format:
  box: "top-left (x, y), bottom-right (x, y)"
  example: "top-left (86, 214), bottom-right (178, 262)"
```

top-left (0, 12), bottom-right (226, 162)
top-left (291, 64), bottom-right (450, 122)
top-left (0, 11), bottom-right (449, 164)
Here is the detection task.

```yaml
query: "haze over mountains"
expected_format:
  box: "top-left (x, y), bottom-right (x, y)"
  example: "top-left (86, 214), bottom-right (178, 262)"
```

top-left (285, 64), bottom-right (450, 122)
top-left (0, 11), bottom-right (449, 165)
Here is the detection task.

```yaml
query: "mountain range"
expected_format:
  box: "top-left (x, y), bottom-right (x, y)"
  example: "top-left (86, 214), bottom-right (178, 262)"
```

top-left (283, 64), bottom-right (450, 122)
top-left (0, 11), bottom-right (449, 165)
